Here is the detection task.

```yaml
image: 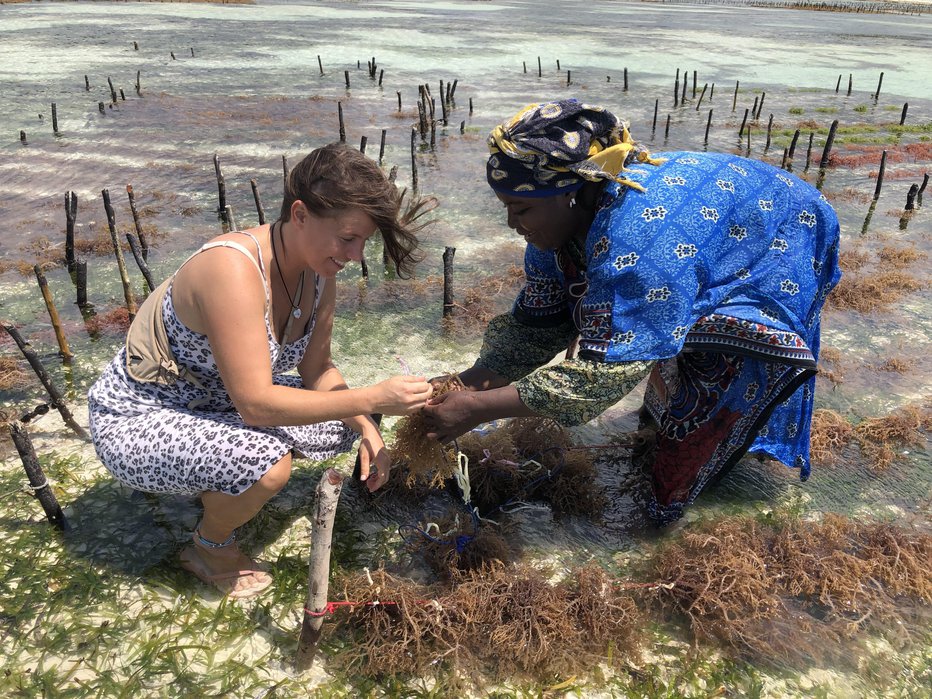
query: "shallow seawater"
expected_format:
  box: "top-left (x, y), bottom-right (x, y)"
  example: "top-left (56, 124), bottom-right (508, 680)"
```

top-left (1, 1), bottom-right (931, 696)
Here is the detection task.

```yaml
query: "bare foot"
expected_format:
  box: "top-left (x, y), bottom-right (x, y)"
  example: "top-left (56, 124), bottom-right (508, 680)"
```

top-left (179, 535), bottom-right (273, 599)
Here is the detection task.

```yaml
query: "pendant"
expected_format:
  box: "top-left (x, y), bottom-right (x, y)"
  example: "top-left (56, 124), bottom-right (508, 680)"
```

top-left (293, 308), bottom-right (302, 320)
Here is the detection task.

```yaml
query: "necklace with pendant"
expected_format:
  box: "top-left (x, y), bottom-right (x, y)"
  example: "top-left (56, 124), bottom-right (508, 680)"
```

top-left (270, 220), bottom-right (304, 320)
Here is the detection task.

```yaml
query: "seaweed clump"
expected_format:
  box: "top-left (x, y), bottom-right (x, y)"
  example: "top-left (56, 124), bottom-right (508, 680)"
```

top-left (650, 513), bottom-right (932, 666)
top-left (0, 356), bottom-right (29, 392)
top-left (333, 563), bottom-right (643, 683)
top-left (456, 418), bottom-right (607, 518)
top-left (390, 375), bottom-right (464, 486)
top-left (404, 511), bottom-right (514, 578)
top-left (809, 408), bottom-right (853, 466)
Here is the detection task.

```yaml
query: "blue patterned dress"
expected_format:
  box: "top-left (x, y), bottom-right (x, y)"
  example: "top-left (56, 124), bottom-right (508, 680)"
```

top-left (502, 151), bottom-right (841, 522)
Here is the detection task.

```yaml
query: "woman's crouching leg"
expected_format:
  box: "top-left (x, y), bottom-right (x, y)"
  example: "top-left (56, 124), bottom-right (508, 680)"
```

top-left (180, 453), bottom-right (293, 598)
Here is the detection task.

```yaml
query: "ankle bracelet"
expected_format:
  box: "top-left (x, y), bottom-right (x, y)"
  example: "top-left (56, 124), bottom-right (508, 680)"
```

top-left (195, 529), bottom-right (236, 549)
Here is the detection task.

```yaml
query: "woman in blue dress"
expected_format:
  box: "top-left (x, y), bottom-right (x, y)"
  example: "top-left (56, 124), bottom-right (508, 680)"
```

top-left (422, 99), bottom-right (841, 523)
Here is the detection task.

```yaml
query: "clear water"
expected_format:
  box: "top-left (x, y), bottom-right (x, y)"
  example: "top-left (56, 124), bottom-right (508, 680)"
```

top-left (1, 1), bottom-right (930, 695)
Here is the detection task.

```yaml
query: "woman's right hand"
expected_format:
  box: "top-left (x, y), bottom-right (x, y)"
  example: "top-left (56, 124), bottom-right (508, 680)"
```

top-left (371, 375), bottom-right (433, 415)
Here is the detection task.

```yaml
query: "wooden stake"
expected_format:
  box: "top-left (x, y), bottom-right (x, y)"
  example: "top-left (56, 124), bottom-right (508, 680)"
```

top-left (98, 102), bottom-right (105, 114)
top-left (396, 91), bottom-right (402, 111)
top-left (916, 173), bottom-right (928, 208)
top-left (442, 247), bottom-right (456, 318)
top-left (692, 70), bottom-right (697, 98)
top-left (250, 179), bottom-right (266, 225)
top-left (674, 69), bottom-right (680, 107)
top-left (64, 191), bottom-right (77, 272)
top-left (623, 67), bottom-right (628, 91)
top-left (704, 109), bottom-right (712, 144)
top-left (170, 51), bottom-right (176, 60)
top-left (410, 128), bottom-right (418, 195)
top-left (8, 422), bottom-right (69, 531)
top-left (835, 74), bottom-right (841, 93)
top-left (709, 83), bottom-right (714, 101)
top-left (344, 70), bottom-right (350, 89)
top-left (338, 102), bottom-right (345, 143)
top-left (681, 74), bottom-right (687, 105)
top-left (788, 129), bottom-right (801, 162)
top-left (295, 468), bottom-right (344, 672)
top-left (781, 147), bottom-right (789, 170)
top-left (652, 99), bottom-right (658, 135)
top-left (750, 96), bottom-right (758, 122)
top-left (732, 80), bottom-right (739, 112)
top-left (317, 55), bottom-right (323, 75)
top-left (20, 130), bottom-right (26, 144)
top-left (469, 97), bottom-right (473, 115)
top-left (537, 56), bottom-right (542, 78)
top-left (460, 120), bottom-right (465, 134)
top-left (874, 71), bottom-right (883, 99)
top-left (819, 119), bottom-right (839, 169)
top-left (899, 103), bottom-right (908, 126)
top-left (695, 83), bottom-right (708, 110)
top-left (873, 151), bottom-right (887, 201)
top-left (51, 103), bottom-right (59, 135)
top-left (33, 265), bottom-right (73, 363)
top-left (804, 132), bottom-right (814, 171)
top-left (905, 183), bottom-right (919, 211)
top-left (566, 70), bottom-right (571, 86)
top-left (557, 59), bottom-right (561, 71)
top-left (76, 260), bottom-right (88, 307)
top-left (523, 61), bottom-right (527, 74)
top-left (282, 154), bottom-right (289, 189)
top-left (133, 41), bottom-right (138, 51)
top-left (102, 188), bottom-right (137, 318)
top-left (378, 128), bottom-right (386, 165)
top-left (1, 324), bottom-right (88, 440)
top-left (107, 77), bottom-right (117, 104)
top-left (212, 154), bottom-right (228, 223)
top-left (126, 233), bottom-right (155, 292)
top-left (764, 114), bottom-right (774, 152)
top-left (378, 69), bottom-right (384, 87)
top-left (738, 108), bottom-right (749, 137)
top-left (359, 135), bottom-right (367, 154)
top-left (847, 73), bottom-right (852, 96)
top-left (84, 75), bottom-right (90, 91)
top-left (664, 114), bottom-right (671, 139)
top-left (190, 47), bottom-right (195, 58)
top-left (225, 205), bottom-right (237, 232)
top-left (125, 184), bottom-right (148, 261)
top-left (755, 91), bottom-right (765, 120)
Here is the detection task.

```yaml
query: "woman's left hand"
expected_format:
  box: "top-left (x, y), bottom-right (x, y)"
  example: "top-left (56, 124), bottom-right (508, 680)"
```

top-left (357, 431), bottom-right (392, 492)
top-left (421, 391), bottom-right (483, 443)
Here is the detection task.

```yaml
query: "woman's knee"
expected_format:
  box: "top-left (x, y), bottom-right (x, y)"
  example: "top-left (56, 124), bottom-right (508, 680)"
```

top-left (257, 453), bottom-right (292, 494)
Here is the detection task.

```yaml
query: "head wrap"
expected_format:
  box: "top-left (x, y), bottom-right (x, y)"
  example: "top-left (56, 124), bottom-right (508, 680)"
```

top-left (486, 99), bottom-right (663, 197)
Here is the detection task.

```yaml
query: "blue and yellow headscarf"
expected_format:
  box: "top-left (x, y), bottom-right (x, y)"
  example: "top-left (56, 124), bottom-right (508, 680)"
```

top-left (486, 99), bottom-right (663, 197)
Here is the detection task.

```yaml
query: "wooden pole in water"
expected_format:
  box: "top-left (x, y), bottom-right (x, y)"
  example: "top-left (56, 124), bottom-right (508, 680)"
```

top-left (916, 173), bottom-right (928, 208)
top-left (359, 135), bottom-right (367, 154)
top-left (624, 67), bottom-right (628, 91)
top-left (85, 75), bottom-right (90, 91)
top-left (680, 70), bottom-right (687, 104)
top-left (213, 154), bottom-right (228, 223)
top-left (469, 97), bottom-right (473, 115)
top-left (295, 468), bottom-right (344, 672)
top-left (835, 74), bottom-right (841, 92)
top-left (755, 92), bottom-right (765, 120)
top-left (33, 265), bottom-right (73, 363)
top-left (171, 51), bottom-right (177, 60)
top-left (873, 151), bottom-right (887, 201)
top-left (674, 69), bottom-right (680, 107)
top-left (804, 132), bottom-right (814, 171)
top-left (64, 191), bottom-right (77, 272)
top-left (566, 70), bottom-right (571, 86)
top-left (664, 114), bottom-right (671, 139)
top-left (904, 183), bottom-right (919, 211)
top-left (51, 103), bottom-right (59, 135)
top-left (126, 233), bottom-right (155, 292)
top-left (8, 422), bottom-right (69, 531)
top-left (250, 179), bottom-right (266, 225)
top-left (378, 129), bottom-right (386, 165)
top-left (317, 55), bottom-right (324, 75)
top-left (190, 47), bottom-right (195, 58)
top-left (107, 77), bottom-right (117, 104)
top-left (338, 102), bottom-right (345, 143)
top-left (76, 260), bottom-right (88, 307)
top-left (899, 103), bottom-right (908, 125)
top-left (523, 61), bottom-right (527, 74)
top-left (695, 83), bottom-right (708, 110)
top-left (651, 99), bottom-right (659, 136)
top-left (819, 120), bottom-right (839, 169)
top-left (126, 184), bottom-right (148, 261)
top-left (1, 324), bottom-right (89, 440)
top-left (134, 41), bottom-right (138, 51)
top-left (764, 114), bottom-right (774, 152)
top-left (781, 147), bottom-right (789, 170)
top-left (846, 74), bottom-right (852, 96)
top-left (344, 70), bottom-right (350, 89)
top-left (396, 91), bottom-right (402, 112)
top-left (282, 155), bottom-right (289, 190)
top-left (692, 70), bottom-right (697, 98)
top-left (738, 108), bottom-right (749, 137)
top-left (750, 96), bottom-right (759, 122)
top-left (787, 129), bottom-right (801, 162)
top-left (732, 80), bottom-right (739, 112)
top-left (410, 128), bottom-right (418, 195)
top-left (537, 56), bottom-right (542, 78)
top-left (98, 102), bottom-right (105, 114)
top-left (102, 188), bottom-right (137, 319)
top-left (378, 69), bottom-right (384, 87)
top-left (20, 130), bottom-right (27, 144)
top-left (873, 72), bottom-right (883, 99)
top-left (442, 247), bottom-right (456, 318)
top-left (704, 109), bottom-right (713, 144)
top-left (225, 205), bottom-right (237, 232)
